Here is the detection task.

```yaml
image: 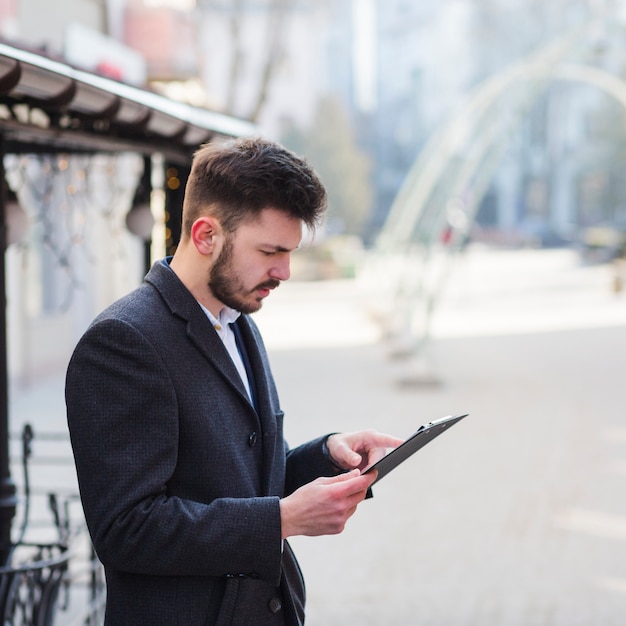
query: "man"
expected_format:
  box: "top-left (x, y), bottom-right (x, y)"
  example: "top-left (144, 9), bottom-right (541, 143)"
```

top-left (66, 137), bottom-right (401, 626)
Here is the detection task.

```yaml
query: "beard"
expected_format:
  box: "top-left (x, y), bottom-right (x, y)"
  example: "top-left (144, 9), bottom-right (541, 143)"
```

top-left (208, 237), bottom-right (280, 314)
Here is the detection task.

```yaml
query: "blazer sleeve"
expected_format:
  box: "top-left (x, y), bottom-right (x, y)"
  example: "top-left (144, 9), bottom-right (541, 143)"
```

top-left (284, 435), bottom-right (344, 496)
top-left (65, 317), bottom-right (284, 585)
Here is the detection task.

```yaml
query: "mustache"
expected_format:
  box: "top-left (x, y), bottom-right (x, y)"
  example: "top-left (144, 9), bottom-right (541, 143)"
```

top-left (255, 279), bottom-right (280, 291)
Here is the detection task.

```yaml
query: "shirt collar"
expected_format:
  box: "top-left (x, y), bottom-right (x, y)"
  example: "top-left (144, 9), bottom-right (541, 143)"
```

top-left (199, 302), bottom-right (241, 331)
top-left (160, 259), bottom-right (242, 330)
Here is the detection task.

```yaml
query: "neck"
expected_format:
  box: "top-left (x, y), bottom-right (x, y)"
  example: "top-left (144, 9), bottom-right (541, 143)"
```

top-left (170, 247), bottom-right (224, 317)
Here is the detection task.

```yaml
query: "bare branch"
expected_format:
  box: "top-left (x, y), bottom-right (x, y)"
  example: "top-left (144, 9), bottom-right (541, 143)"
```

top-left (226, 0), bottom-right (245, 113)
top-left (248, 0), bottom-right (292, 123)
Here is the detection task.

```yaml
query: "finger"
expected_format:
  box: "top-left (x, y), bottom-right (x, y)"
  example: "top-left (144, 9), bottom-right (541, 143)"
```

top-left (337, 471), bottom-right (377, 497)
top-left (333, 441), bottom-right (362, 468)
top-left (360, 468), bottom-right (377, 486)
top-left (316, 469), bottom-right (360, 485)
top-left (365, 448), bottom-right (387, 466)
top-left (367, 433), bottom-right (404, 448)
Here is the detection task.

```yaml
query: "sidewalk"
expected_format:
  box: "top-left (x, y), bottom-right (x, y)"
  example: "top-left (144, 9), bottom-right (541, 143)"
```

top-left (255, 246), bottom-right (626, 626)
top-left (10, 245), bottom-right (626, 625)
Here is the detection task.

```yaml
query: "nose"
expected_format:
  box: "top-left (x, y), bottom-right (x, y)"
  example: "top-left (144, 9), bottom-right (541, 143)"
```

top-left (269, 254), bottom-right (291, 281)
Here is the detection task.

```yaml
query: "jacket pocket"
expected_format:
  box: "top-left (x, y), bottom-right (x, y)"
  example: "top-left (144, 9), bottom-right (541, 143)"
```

top-left (214, 577), bottom-right (240, 626)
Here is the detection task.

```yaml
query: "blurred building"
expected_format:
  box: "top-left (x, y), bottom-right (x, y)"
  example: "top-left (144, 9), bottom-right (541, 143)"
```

top-left (365, 1), bottom-right (474, 237)
top-left (359, 0), bottom-right (626, 246)
top-left (0, 0), bottom-right (250, 385)
top-left (124, 0), bottom-right (197, 82)
top-left (0, 1), bottom-right (140, 383)
top-left (194, 0), bottom-right (335, 135)
top-left (2, 0), bottom-right (626, 341)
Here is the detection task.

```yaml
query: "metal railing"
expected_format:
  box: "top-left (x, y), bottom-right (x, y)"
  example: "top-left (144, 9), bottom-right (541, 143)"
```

top-left (0, 425), bottom-right (105, 625)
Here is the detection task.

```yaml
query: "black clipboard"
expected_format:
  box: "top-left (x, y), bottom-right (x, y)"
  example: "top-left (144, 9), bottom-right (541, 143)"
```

top-left (364, 414), bottom-right (468, 484)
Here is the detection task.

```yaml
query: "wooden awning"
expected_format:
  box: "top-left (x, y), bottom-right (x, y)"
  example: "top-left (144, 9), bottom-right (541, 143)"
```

top-left (0, 42), bottom-right (256, 164)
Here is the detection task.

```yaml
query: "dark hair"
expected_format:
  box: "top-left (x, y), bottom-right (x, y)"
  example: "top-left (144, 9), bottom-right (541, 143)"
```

top-left (182, 137), bottom-right (327, 237)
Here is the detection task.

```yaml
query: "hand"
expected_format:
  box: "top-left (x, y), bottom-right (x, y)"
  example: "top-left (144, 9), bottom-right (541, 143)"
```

top-left (280, 470), bottom-right (377, 538)
top-left (326, 430), bottom-right (404, 472)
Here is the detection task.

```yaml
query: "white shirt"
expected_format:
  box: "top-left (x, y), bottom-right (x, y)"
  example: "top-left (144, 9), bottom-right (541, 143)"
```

top-left (198, 303), bottom-right (253, 403)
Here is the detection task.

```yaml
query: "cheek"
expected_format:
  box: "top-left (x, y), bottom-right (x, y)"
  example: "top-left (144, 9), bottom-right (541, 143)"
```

top-left (238, 259), bottom-right (267, 285)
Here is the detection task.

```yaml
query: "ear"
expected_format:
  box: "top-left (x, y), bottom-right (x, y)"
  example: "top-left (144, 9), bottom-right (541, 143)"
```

top-left (190, 217), bottom-right (221, 256)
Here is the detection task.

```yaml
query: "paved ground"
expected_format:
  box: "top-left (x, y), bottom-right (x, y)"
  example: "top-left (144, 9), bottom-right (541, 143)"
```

top-left (9, 245), bottom-right (626, 625)
top-left (255, 246), bottom-right (626, 626)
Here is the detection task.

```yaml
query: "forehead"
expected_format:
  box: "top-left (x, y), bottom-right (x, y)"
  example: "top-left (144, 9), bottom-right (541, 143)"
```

top-left (234, 208), bottom-right (303, 249)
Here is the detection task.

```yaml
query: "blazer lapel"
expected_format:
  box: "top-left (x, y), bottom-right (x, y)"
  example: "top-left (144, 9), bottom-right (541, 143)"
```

top-left (145, 261), bottom-right (256, 411)
top-left (233, 316), bottom-right (272, 416)
top-left (234, 315), bottom-right (283, 495)
top-left (230, 320), bottom-right (258, 410)
top-left (187, 316), bottom-right (252, 403)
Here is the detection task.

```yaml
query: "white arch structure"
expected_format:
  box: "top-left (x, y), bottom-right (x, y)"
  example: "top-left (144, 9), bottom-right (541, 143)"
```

top-left (363, 15), bottom-right (626, 357)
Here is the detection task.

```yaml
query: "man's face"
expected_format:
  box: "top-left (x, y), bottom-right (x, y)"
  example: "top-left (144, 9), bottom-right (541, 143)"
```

top-left (208, 208), bottom-right (303, 314)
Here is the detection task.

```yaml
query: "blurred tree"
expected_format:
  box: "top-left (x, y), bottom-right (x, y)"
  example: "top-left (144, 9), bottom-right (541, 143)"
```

top-left (282, 95), bottom-right (373, 237)
top-left (199, 0), bottom-right (296, 123)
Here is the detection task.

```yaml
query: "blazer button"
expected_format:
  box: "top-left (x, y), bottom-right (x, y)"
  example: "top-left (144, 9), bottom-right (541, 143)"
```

top-left (268, 597), bottom-right (282, 614)
top-left (248, 432), bottom-right (258, 447)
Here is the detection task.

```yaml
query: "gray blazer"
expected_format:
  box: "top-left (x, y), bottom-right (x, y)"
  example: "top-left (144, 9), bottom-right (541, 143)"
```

top-left (66, 260), bottom-right (338, 625)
